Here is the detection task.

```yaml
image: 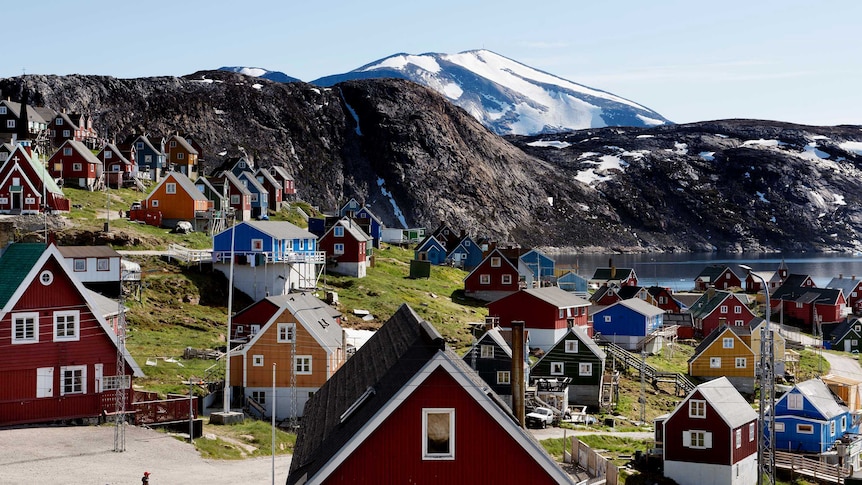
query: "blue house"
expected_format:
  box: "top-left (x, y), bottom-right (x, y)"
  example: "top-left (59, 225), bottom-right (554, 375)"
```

top-left (447, 235), bottom-right (483, 270)
top-left (339, 198), bottom-right (362, 217)
top-left (414, 235), bottom-right (448, 265)
top-left (463, 326), bottom-right (528, 407)
top-left (212, 221), bottom-right (324, 300)
top-left (131, 135), bottom-right (165, 181)
top-left (237, 171), bottom-right (269, 219)
top-left (556, 271), bottom-right (589, 297)
top-left (773, 378), bottom-right (860, 454)
top-left (592, 298), bottom-right (665, 352)
top-left (519, 249), bottom-right (555, 288)
top-left (355, 206), bottom-right (384, 249)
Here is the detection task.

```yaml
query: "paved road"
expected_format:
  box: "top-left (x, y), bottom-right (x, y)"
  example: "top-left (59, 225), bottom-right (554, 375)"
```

top-left (822, 351), bottom-right (862, 381)
top-left (0, 425), bottom-right (291, 485)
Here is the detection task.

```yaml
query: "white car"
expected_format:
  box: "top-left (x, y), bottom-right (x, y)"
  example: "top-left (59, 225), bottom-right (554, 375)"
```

top-left (526, 407), bottom-right (555, 428)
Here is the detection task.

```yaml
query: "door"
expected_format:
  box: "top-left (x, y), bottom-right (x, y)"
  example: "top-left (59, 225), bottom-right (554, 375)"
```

top-left (36, 367), bottom-right (54, 398)
top-left (846, 340), bottom-right (852, 352)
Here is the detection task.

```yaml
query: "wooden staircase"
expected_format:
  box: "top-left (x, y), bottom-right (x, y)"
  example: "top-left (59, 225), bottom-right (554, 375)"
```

top-left (598, 339), bottom-right (695, 396)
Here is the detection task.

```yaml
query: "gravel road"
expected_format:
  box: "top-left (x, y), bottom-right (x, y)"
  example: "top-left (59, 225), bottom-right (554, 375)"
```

top-left (0, 424), bottom-right (291, 485)
top-left (822, 351), bottom-right (862, 381)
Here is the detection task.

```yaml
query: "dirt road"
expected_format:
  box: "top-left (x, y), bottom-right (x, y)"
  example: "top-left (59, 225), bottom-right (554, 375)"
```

top-left (0, 424), bottom-right (291, 485)
top-left (822, 351), bottom-right (862, 380)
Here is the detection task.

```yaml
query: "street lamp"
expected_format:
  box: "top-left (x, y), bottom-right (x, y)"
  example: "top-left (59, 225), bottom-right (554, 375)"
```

top-left (740, 264), bottom-right (775, 485)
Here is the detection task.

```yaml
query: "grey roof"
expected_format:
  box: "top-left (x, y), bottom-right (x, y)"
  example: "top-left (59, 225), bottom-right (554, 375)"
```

top-left (330, 218), bottom-right (372, 241)
top-left (784, 378), bottom-right (847, 419)
top-left (98, 143), bottom-right (131, 164)
top-left (86, 289), bottom-right (127, 318)
top-left (288, 304), bottom-right (571, 484)
top-left (244, 220), bottom-right (316, 240)
top-left (270, 165), bottom-right (294, 181)
top-left (616, 298), bottom-right (665, 317)
top-left (688, 376), bottom-right (757, 429)
top-left (133, 135), bottom-right (162, 154)
top-left (237, 171), bottom-right (268, 193)
top-left (475, 327), bottom-right (514, 358)
top-left (61, 140), bottom-right (103, 166)
top-left (522, 286), bottom-right (590, 308)
top-left (223, 171), bottom-right (252, 195)
top-left (826, 276), bottom-right (862, 294)
top-left (254, 167), bottom-right (279, 187)
top-left (56, 245), bottom-right (121, 258)
top-left (262, 292), bottom-right (342, 350)
top-left (0, 100), bottom-right (49, 124)
top-left (168, 135), bottom-right (198, 154)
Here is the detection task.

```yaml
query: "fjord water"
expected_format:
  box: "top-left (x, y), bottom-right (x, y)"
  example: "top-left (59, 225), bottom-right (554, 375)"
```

top-left (553, 252), bottom-right (862, 291)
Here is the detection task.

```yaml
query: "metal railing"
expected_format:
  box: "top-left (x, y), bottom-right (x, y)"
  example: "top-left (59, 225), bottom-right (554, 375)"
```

top-left (599, 339), bottom-right (695, 395)
top-left (774, 450), bottom-right (850, 483)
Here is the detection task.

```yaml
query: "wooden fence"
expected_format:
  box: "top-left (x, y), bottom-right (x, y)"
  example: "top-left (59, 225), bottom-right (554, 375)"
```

top-left (568, 437), bottom-right (619, 485)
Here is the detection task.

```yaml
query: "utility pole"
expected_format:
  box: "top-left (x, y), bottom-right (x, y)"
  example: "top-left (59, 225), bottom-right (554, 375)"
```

top-left (640, 350), bottom-right (647, 424)
top-left (114, 270), bottom-right (128, 452)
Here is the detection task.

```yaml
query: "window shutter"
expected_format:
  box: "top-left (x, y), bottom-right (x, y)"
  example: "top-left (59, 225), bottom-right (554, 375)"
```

top-left (37, 367), bottom-right (54, 398)
top-left (704, 432), bottom-right (713, 448)
top-left (682, 431), bottom-right (691, 447)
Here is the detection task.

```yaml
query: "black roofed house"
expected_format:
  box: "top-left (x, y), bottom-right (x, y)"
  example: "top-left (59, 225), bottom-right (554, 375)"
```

top-left (771, 282), bottom-right (845, 329)
top-left (589, 263), bottom-right (638, 288)
top-left (694, 264), bottom-right (741, 291)
top-left (830, 317), bottom-right (862, 354)
top-left (530, 323), bottom-right (606, 406)
top-left (287, 304), bottom-right (576, 484)
top-left (462, 325), bottom-right (528, 407)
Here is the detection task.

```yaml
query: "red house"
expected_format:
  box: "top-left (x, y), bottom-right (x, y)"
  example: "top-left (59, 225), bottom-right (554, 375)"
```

top-left (96, 143), bottom-right (133, 188)
top-left (0, 142), bottom-right (69, 213)
top-left (464, 248), bottom-right (521, 302)
top-left (487, 287), bottom-right (591, 351)
top-left (0, 243), bottom-right (143, 426)
top-left (687, 289), bottom-right (756, 337)
top-left (648, 286), bottom-right (684, 312)
top-left (48, 140), bottom-right (104, 190)
top-left (694, 265), bottom-right (741, 291)
top-left (826, 275), bottom-right (862, 313)
top-left (255, 167), bottom-right (283, 210)
top-left (270, 166), bottom-right (296, 197)
top-left (208, 172), bottom-right (252, 221)
top-left (771, 286), bottom-right (845, 328)
top-left (658, 376), bottom-right (758, 485)
top-left (287, 304), bottom-right (575, 485)
top-left (589, 285), bottom-right (622, 306)
top-left (318, 218), bottom-right (372, 278)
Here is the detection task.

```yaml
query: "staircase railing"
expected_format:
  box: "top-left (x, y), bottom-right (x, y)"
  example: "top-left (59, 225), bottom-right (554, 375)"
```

top-left (599, 339), bottom-right (695, 395)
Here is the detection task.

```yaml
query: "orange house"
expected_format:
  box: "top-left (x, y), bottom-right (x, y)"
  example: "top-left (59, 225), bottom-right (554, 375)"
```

top-left (142, 171), bottom-right (211, 230)
top-left (229, 292), bottom-right (344, 420)
top-left (688, 325), bottom-right (756, 393)
top-left (164, 135), bottom-right (199, 179)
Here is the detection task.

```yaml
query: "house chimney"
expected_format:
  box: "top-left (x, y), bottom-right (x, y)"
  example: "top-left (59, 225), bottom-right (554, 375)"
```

top-left (840, 274), bottom-right (844, 279)
top-left (707, 286), bottom-right (715, 300)
top-left (511, 320), bottom-right (526, 428)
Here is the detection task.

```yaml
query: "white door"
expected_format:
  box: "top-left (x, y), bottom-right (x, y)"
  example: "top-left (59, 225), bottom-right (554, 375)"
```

top-left (36, 367), bottom-right (54, 398)
top-left (94, 363), bottom-right (104, 393)
top-left (846, 340), bottom-right (853, 352)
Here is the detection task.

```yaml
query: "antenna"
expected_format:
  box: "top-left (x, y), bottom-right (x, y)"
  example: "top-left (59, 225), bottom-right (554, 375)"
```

top-left (114, 267), bottom-right (128, 452)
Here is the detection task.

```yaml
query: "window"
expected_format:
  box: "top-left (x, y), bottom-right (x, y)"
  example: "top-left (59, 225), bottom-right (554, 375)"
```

top-left (774, 422), bottom-right (785, 432)
top-left (334, 226), bottom-right (344, 237)
top-left (735, 357), bottom-right (747, 368)
top-left (39, 270), bottom-right (53, 285)
top-left (0, 106), bottom-right (5, 114)
top-left (787, 393), bottom-right (803, 410)
top-left (251, 193), bottom-right (258, 203)
top-left (796, 302), bottom-right (803, 309)
top-left (422, 408), bottom-right (454, 460)
top-left (479, 274), bottom-right (490, 285)
top-left (253, 355), bottom-right (264, 367)
top-left (720, 305), bottom-right (728, 313)
top-left (56, 118), bottom-right (63, 125)
top-left (736, 429), bottom-right (742, 449)
top-left (165, 182), bottom-right (176, 194)
top-left (72, 163), bottom-right (82, 171)
top-left (295, 356), bottom-right (312, 375)
top-left (136, 141), bottom-right (144, 149)
top-left (490, 257), bottom-right (501, 267)
top-left (54, 311), bottom-right (79, 342)
top-left (74, 258), bottom-right (86, 271)
top-left (105, 150), bottom-right (112, 159)
top-left (6, 119), bottom-right (14, 128)
top-left (250, 324), bottom-right (260, 335)
top-left (689, 400), bottom-right (706, 418)
top-left (12, 312), bottom-right (39, 344)
top-left (749, 422), bottom-right (756, 441)
top-left (735, 320), bottom-right (745, 326)
top-left (734, 305), bottom-right (742, 314)
top-left (710, 357), bottom-right (721, 368)
top-left (501, 274), bottom-right (512, 285)
top-left (63, 129), bottom-right (70, 137)
top-left (151, 199), bottom-right (159, 208)
top-left (496, 371), bottom-right (510, 385)
top-left (97, 258), bottom-right (109, 271)
top-left (251, 239), bottom-right (263, 251)
top-left (855, 325), bottom-right (861, 332)
top-left (102, 375), bottom-right (130, 391)
top-left (830, 420), bottom-right (836, 435)
top-left (230, 194), bottom-right (240, 205)
top-left (684, 430), bottom-right (712, 449)
top-left (333, 243), bottom-right (345, 255)
top-left (842, 416), bottom-right (847, 432)
top-left (565, 340), bottom-right (578, 353)
top-left (550, 362), bottom-right (564, 375)
top-left (579, 362), bottom-right (592, 376)
top-left (604, 315), bottom-right (611, 323)
top-left (170, 141), bottom-right (177, 147)
top-left (723, 337), bottom-right (734, 348)
top-left (60, 365), bottom-right (86, 395)
top-left (63, 147), bottom-right (73, 156)
top-left (251, 390), bottom-right (266, 405)
top-left (277, 323), bottom-right (296, 343)
top-left (480, 345), bottom-right (494, 358)
top-left (797, 424), bottom-right (814, 434)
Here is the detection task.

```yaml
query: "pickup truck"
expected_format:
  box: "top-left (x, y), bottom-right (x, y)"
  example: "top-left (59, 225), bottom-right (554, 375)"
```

top-left (525, 406), bottom-right (555, 429)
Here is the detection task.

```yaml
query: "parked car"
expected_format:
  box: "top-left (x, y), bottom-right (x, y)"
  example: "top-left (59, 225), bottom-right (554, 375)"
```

top-left (526, 407), bottom-right (555, 429)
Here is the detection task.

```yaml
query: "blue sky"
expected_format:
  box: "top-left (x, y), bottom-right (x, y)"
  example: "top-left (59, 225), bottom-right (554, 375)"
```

top-left (8, 0), bottom-right (861, 125)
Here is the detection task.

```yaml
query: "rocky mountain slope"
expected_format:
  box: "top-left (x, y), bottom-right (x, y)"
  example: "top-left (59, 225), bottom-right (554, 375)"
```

top-left (1, 72), bottom-right (861, 253)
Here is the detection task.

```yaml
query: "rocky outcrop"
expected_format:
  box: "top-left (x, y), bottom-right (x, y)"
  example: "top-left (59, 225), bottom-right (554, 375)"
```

top-left (2, 74), bottom-right (861, 253)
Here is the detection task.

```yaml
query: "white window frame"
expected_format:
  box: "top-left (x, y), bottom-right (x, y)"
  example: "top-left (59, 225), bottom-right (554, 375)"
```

top-left (579, 362), bottom-right (592, 376)
top-left (734, 305), bottom-right (742, 314)
top-left (63, 147), bottom-right (73, 156)
top-left (230, 194), bottom-right (240, 205)
top-left (97, 258), bottom-right (110, 271)
top-left (496, 371), bottom-right (510, 385)
top-left (709, 357), bottom-right (721, 368)
top-left (60, 365), bottom-right (87, 396)
top-left (479, 274), bottom-right (490, 285)
top-left (480, 345), bottom-right (494, 358)
top-left (74, 258), bottom-right (86, 272)
top-left (604, 315), bottom-right (611, 323)
top-left (689, 399), bottom-right (706, 418)
top-left (842, 416), bottom-right (847, 432)
top-left (166, 182), bottom-right (176, 194)
top-left (295, 355), bottom-right (312, 375)
top-left (490, 256), bottom-right (501, 267)
top-left (774, 422), bottom-right (785, 432)
top-left (735, 357), bottom-right (747, 368)
top-left (684, 430), bottom-right (712, 449)
top-left (787, 393), bottom-right (803, 410)
top-left (72, 162), bottom-right (82, 171)
top-left (151, 199), bottom-right (159, 208)
top-left (177, 152), bottom-right (184, 160)
top-left (277, 323), bottom-right (296, 343)
top-left (251, 238), bottom-right (263, 251)
top-left (749, 422), bottom-right (756, 441)
top-left (565, 340), bottom-right (578, 353)
top-left (830, 420), bottom-right (836, 435)
top-left (550, 362), bottom-right (564, 375)
top-left (251, 390), bottom-right (266, 405)
top-left (6, 119), bottom-right (14, 128)
top-left (253, 355), bottom-right (264, 367)
top-left (797, 423), bottom-right (814, 434)
top-left (12, 312), bottom-right (39, 344)
top-left (422, 408), bottom-right (455, 460)
top-left (501, 274), bottom-right (512, 285)
top-left (723, 337), bottom-right (734, 348)
top-left (334, 226), bottom-right (344, 237)
top-left (333, 243), bottom-right (345, 255)
top-left (720, 305), bottom-right (728, 313)
top-left (53, 310), bottom-right (80, 342)
top-left (105, 150), bottom-right (113, 159)
top-left (736, 428), bottom-right (742, 449)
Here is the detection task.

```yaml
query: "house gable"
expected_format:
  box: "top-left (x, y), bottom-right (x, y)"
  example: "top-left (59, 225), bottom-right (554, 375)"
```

top-left (531, 326), bottom-right (605, 385)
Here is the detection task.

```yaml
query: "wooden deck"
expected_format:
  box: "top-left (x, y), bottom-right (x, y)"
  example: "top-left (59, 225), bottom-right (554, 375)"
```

top-left (774, 450), bottom-right (850, 483)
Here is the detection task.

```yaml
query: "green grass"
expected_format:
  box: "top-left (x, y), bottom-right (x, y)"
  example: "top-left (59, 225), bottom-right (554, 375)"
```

top-left (644, 341), bottom-right (695, 374)
top-left (796, 348), bottom-right (830, 381)
top-left (195, 421), bottom-right (296, 459)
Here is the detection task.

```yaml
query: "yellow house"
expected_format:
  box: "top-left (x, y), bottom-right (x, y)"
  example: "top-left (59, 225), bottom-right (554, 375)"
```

top-left (746, 317), bottom-right (787, 377)
top-left (689, 325), bottom-right (756, 393)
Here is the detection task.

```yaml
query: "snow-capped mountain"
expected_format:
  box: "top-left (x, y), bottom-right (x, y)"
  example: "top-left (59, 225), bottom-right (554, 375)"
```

top-left (219, 66), bottom-right (300, 84)
top-left (310, 50), bottom-right (671, 135)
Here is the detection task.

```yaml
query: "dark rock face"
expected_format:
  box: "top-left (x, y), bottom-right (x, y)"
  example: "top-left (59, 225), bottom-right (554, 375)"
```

top-left (2, 73), bottom-right (862, 253)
